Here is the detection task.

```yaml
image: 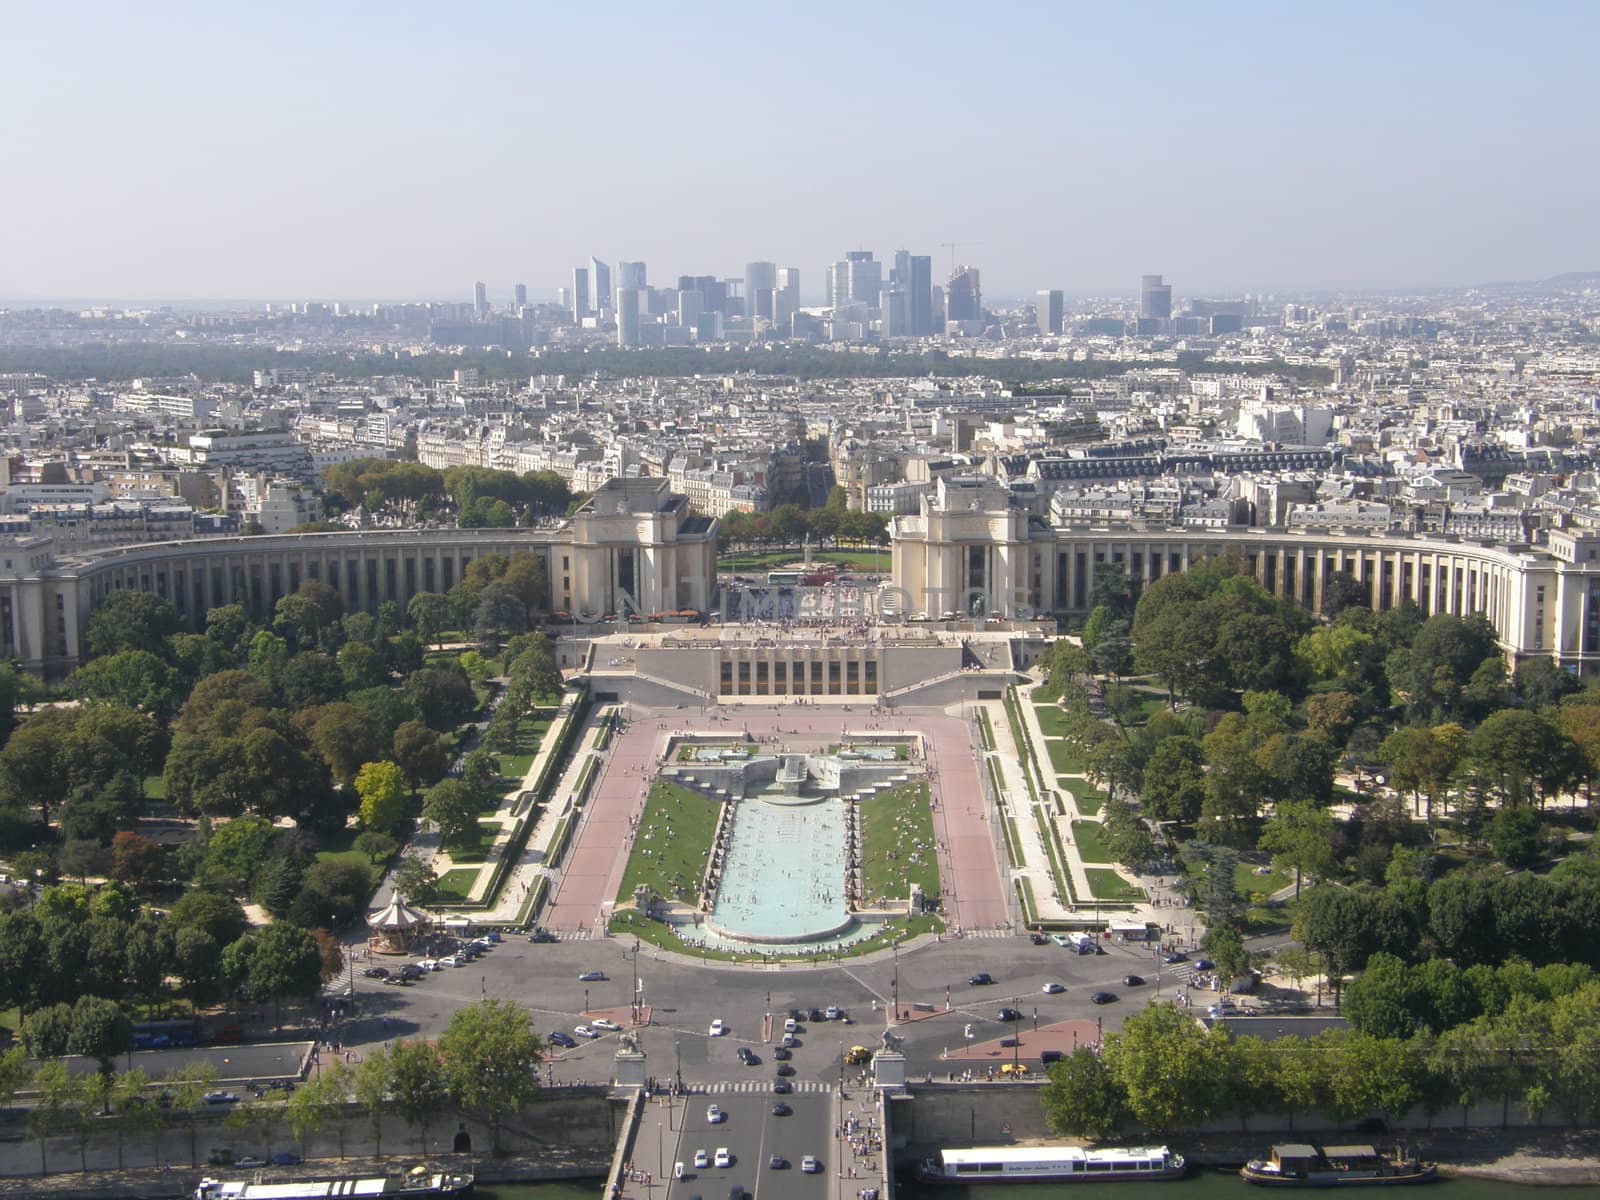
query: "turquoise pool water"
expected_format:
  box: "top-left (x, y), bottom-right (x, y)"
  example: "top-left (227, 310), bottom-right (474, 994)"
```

top-left (704, 793), bottom-right (850, 942)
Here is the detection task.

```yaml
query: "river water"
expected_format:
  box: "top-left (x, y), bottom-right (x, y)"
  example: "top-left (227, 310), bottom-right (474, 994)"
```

top-left (479, 1175), bottom-right (1600, 1199)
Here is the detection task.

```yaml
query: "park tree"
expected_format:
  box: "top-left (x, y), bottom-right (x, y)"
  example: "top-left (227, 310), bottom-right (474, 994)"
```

top-left (289, 860), bottom-right (373, 929)
top-left (109, 832), bottom-right (166, 890)
top-left (1257, 802), bottom-right (1339, 898)
top-left (1100, 1003), bottom-right (1231, 1131)
top-left (85, 591), bottom-right (182, 659)
top-left (355, 1048), bottom-right (392, 1157)
top-left (355, 761), bottom-right (408, 833)
top-left (392, 721), bottom-right (450, 793)
top-left (170, 890), bottom-right (249, 947)
top-left (437, 998), bottom-right (543, 1150)
top-left (404, 666), bottom-right (477, 731)
top-left (354, 830), bottom-right (399, 865)
top-left (1042, 1047), bottom-right (1127, 1140)
top-left (246, 923), bottom-right (324, 1025)
top-left (1464, 709), bottom-right (1582, 809)
top-left (1487, 807), bottom-right (1545, 869)
top-left (1139, 737), bottom-right (1205, 824)
top-left (408, 592), bottom-right (453, 648)
top-left (296, 702), bottom-right (385, 787)
top-left (69, 650), bottom-right (182, 717)
top-left (67, 996), bottom-right (132, 1090)
top-left (1342, 953), bottom-right (1417, 1039)
top-left (392, 854), bottom-right (440, 905)
top-left (388, 1039), bottom-right (450, 1155)
top-left (423, 779), bottom-right (481, 848)
top-left (1393, 613), bottom-right (1499, 720)
top-left (173, 927), bottom-right (223, 1009)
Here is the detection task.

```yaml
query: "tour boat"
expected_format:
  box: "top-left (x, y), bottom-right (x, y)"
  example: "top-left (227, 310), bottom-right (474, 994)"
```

top-left (916, 1144), bottom-right (1186, 1183)
top-left (193, 1168), bottom-right (474, 1199)
top-left (1240, 1144), bottom-right (1437, 1188)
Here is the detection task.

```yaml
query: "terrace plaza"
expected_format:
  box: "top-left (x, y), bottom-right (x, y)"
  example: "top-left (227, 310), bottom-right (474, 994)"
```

top-left (542, 704), bottom-right (1011, 940)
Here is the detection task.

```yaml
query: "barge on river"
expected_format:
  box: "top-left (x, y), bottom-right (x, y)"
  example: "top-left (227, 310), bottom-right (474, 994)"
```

top-left (1241, 1144), bottom-right (1436, 1188)
top-left (917, 1145), bottom-right (1187, 1183)
top-left (193, 1169), bottom-right (474, 1199)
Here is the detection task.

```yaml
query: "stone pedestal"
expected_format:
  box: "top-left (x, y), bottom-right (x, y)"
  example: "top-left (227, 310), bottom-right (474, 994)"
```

top-left (873, 1050), bottom-right (906, 1089)
top-left (613, 1049), bottom-right (647, 1089)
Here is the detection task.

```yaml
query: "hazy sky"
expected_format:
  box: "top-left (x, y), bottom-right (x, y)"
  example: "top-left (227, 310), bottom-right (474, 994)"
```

top-left (4, 1), bottom-right (1597, 303)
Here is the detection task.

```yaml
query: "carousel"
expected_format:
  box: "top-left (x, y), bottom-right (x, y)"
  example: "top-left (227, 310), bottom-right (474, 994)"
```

top-left (367, 894), bottom-right (430, 955)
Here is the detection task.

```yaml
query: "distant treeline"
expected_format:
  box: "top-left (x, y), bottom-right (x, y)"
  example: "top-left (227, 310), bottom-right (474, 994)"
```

top-left (0, 342), bottom-right (1334, 387)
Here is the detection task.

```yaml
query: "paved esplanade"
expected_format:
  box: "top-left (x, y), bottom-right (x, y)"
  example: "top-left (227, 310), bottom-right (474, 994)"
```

top-left (543, 705), bottom-right (1009, 936)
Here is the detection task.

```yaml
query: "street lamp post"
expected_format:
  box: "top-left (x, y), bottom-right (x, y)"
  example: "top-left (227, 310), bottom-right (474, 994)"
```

top-left (584, 987), bottom-right (589, 1015)
top-left (1012, 1013), bottom-right (1020, 1068)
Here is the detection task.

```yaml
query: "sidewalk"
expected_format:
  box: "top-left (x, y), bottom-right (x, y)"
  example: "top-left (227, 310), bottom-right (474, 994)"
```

top-left (979, 699), bottom-right (1078, 921)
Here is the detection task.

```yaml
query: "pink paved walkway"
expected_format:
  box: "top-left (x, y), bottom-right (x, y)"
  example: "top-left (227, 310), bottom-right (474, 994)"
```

top-left (542, 708), bottom-right (1010, 935)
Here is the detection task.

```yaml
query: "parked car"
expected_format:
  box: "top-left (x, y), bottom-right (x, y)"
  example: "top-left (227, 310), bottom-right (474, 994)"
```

top-left (549, 1031), bottom-right (577, 1049)
top-left (382, 974), bottom-right (409, 986)
top-left (592, 1018), bottom-right (621, 1031)
top-left (824, 1005), bottom-right (843, 1021)
top-left (574, 1025), bottom-right (599, 1039)
top-left (1030, 933), bottom-right (1048, 945)
top-left (528, 930), bottom-right (558, 943)
top-left (203, 1091), bottom-right (239, 1106)
top-left (362, 967), bottom-right (389, 979)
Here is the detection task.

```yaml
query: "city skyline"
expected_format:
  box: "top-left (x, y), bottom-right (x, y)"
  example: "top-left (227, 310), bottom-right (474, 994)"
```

top-left (3, 2), bottom-right (1597, 301)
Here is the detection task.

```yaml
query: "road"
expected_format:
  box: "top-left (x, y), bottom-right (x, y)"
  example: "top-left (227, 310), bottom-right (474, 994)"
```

top-left (328, 930), bottom-right (1188, 1087)
top-left (660, 1090), bottom-right (830, 1200)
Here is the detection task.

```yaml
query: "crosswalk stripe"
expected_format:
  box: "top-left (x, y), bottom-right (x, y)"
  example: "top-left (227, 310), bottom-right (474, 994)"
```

top-left (693, 1079), bottom-right (832, 1094)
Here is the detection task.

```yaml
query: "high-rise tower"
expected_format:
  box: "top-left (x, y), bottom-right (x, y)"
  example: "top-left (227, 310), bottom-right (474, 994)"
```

top-left (1037, 289), bottom-right (1064, 335)
top-left (590, 258), bottom-right (612, 311)
top-left (1139, 274), bottom-right (1172, 321)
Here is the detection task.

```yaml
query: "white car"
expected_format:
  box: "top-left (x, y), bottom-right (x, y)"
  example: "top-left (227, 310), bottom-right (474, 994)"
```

top-left (706, 1103), bottom-right (724, 1124)
top-left (714, 1148), bottom-right (732, 1168)
top-left (783, 1017), bottom-right (798, 1033)
top-left (1042, 982), bottom-right (1066, 994)
top-left (708, 1018), bottom-right (726, 1037)
top-left (693, 1149), bottom-right (709, 1169)
top-left (824, 1006), bottom-right (841, 1020)
top-left (417, 959), bottom-right (440, 972)
top-left (801, 1155), bottom-right (820, 1174)
top-left (574, 1025), bottom-right (600, 1039)
top-left (591, 1017), bottom-right (621, 1031)
top-left (447, 953), bottom-right (468, 967)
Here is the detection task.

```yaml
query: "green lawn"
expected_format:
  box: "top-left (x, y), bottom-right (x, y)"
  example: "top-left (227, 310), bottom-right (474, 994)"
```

top-left (314, 825), bottom-right (379, 876)
top-left (1071, 820), bottom-right (1115, 864)
top-left (1061, 780), bottom-right (1104, 816)
top-left (1235, 862), bottom-right (1290, 901)
top-left (1045, 739), bottom-right (1084, 775)
top-left (860, 782), bottom-right (941, 903)
top-left (496, 716), bottom-right (553, 787)
top-left (1032, 703), bottom-right (1072, 740)
top-left (444, 819), bottom-right (502, 864)
top-left (433, 867), bottom-right (480, 903)
top-left (1085, 867), bottom-right (1144, 903)
top-left (142, 774), bottom-right (168, 801)
top-left (615, 781), bottom-right (721, 905)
